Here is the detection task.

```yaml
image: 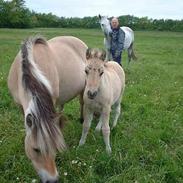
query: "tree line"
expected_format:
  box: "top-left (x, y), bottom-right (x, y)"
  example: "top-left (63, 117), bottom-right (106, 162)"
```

top-left (0, 0), bottom-right (183, 31)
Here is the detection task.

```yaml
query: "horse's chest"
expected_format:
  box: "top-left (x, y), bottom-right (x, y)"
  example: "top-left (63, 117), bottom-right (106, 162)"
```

top-left (85, 98), bottom-right (103, 112)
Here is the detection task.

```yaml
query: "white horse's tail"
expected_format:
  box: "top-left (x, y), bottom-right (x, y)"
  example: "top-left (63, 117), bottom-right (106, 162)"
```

top-left (131, 43), bottom-right (137, 60)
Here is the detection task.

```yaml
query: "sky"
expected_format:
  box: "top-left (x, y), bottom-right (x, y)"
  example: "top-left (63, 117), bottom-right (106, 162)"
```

top-left (26, 0), bottom-right (183, 20)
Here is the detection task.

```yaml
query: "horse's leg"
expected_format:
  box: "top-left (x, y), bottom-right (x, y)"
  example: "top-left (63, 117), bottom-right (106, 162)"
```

top-left (95, 115), bottom-right (102, 132)
top-left (79, 92), bottom-right (84, 123)
top-left (131, 43), bottom-right (137, 60)
top-left (79, 105), bottom-right (93, 146)
top-left (101, 106), bottom-right (111, 154)
top-left (105, 49), bottom-right (109, 61)
top-left (112, 99), bottom-right (121, 129)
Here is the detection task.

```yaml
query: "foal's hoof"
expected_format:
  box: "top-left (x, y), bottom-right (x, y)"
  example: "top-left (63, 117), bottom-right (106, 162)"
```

top-left (78, 140), bottom-right (85, 147)
top-left (106, 147), bottom-right (112, 155)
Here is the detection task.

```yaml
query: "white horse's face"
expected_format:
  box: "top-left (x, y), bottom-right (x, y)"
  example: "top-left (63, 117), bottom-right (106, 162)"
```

top-left (99, 15), bottom-right (112, 35)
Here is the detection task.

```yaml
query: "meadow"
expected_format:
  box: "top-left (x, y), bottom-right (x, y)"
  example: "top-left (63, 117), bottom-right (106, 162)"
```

top-left (0, 28), bottom-right (183, 183)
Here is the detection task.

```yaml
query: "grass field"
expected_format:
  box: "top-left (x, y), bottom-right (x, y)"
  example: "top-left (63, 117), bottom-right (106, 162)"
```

top-left (0, 28), bottom-right (183, 183)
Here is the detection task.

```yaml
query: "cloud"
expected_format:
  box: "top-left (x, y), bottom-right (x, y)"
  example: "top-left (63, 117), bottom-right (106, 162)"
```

top-left (26, 0), bottom-right (183, 19)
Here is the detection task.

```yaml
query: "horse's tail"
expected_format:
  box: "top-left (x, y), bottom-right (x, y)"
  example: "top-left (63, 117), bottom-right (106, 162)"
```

top-left (131, 43), bottom-right (137, 61)
top-left (21, 36), bottom-right (66, 155)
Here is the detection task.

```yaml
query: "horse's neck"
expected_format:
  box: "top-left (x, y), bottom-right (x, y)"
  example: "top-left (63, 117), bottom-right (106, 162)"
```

top-left (104, 32), bottom-right (111, 41)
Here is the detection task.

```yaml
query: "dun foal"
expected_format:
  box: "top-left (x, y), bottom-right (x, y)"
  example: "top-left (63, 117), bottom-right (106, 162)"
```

top-left (79, 49), bottom-right (125, 153)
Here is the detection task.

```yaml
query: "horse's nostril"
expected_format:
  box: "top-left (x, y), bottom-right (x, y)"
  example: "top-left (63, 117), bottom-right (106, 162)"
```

top-left (87, 90), bottom-right (97, 99)
top-left (93, 91), bottom-right (97, 97)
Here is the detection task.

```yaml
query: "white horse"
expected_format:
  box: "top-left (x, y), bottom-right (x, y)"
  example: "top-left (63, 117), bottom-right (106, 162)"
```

top-left (98, 15), bottom-right (137, 63)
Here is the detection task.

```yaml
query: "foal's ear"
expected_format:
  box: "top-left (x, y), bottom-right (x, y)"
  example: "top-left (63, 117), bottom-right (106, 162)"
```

top-left (98, 14), bottom-right (102, 19)
top-left (100, 50), bottom-right (106, 61)
top-left (86, 48), bottom-right (91, 59)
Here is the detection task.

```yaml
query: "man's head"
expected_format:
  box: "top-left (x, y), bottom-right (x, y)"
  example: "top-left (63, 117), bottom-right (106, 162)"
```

top-left (111, 17), bottom-right (119, 29)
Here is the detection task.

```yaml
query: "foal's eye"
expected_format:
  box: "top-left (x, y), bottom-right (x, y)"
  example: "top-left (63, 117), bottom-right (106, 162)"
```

top-left (33, 148), bottom-right (41, 154)
top-left (85, 69), bottom-right (89, 75)
top-left (100, 71), bottom-right (104, 76)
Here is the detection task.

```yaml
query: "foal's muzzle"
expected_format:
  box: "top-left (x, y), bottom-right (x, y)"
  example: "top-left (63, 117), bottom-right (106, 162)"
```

top-left (87, 90), bottom-right (97, 99)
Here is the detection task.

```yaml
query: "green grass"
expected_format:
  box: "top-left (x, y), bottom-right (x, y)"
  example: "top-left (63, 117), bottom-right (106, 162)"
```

top-left (0, 28), bottom-right (183, 183)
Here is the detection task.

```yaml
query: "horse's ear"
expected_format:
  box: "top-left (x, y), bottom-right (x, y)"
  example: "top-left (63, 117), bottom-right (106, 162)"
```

top-left (86, 48), bottom-right (91, 59)
top-left (98, 14), bottom-right (101, 19)
top-left (100, 50), bottom-right (106, 61)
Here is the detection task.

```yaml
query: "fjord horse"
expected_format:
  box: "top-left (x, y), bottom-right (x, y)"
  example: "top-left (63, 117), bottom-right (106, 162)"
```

top-left (8, 36), bottom-right (87, 182)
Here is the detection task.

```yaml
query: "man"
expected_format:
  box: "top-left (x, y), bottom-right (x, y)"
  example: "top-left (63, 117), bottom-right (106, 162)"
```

top-left (110, 17), bottom-right (125, 65)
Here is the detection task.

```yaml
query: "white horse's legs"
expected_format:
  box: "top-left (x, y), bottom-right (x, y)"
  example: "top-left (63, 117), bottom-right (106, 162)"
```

top-left (104, 38), bottom-right (112, 61)
top-left (105, 49), bottom-right (112, 61)
top-left (101, 106), bottom-right (111, 154)
top-left (79, 106), bottom-right (93, 146)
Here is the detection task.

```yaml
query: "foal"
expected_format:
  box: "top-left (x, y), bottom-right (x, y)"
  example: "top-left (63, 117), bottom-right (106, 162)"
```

top-left (79, 49), bottom-right (125, 153)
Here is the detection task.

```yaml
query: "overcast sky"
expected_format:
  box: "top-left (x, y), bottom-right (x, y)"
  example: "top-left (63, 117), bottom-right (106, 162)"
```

top-left (26, 0), bottom-right (183, 20)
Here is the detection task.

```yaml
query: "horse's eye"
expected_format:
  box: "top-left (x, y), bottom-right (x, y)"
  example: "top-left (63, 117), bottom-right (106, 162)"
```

top-left (85, 69), bottom-right (89, 75)
top-left (33, 148), bottom-right (41, 154)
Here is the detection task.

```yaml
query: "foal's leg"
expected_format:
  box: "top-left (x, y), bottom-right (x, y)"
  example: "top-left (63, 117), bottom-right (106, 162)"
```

top-left (112, 101), bottom-right (121, 129)
top-left (95, 115), bottom-right (102, 132)
top-left (79, 106), bottom-right (93, 146)
top-left (101, 106), bottom-right (111, 154)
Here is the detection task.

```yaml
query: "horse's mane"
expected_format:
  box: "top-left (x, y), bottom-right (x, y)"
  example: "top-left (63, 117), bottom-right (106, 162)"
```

top-left (86, 48), bottom-right (106, 61)
top-left (21, 36), bottom-right (65, 155)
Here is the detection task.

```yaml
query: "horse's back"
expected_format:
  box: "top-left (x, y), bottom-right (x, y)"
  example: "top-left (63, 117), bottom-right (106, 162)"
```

top-left (8, 36), bottom-right (88, 106)
top-left (121, 26), bottom-right (134, 49)
top-left (48, 36), bottom-right (88, 104)
top-left (48, 36), bottom-right (87, 61)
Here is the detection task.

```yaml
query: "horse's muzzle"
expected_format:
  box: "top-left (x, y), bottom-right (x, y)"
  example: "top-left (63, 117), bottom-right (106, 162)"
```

top-left (42, 180), bottom-right (59, 183)
top-left (87, 90), bottom-right (97, 99)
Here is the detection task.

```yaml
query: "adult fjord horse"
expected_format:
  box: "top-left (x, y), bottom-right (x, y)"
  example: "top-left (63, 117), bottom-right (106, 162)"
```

top-left (99, 15), bottom-right (137, 63)
top-left (8, 36), bottom-right (87, 182)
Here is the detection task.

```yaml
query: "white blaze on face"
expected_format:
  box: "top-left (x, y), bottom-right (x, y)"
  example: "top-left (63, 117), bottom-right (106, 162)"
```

top-left (100, 16), bottom-right (112, 35)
